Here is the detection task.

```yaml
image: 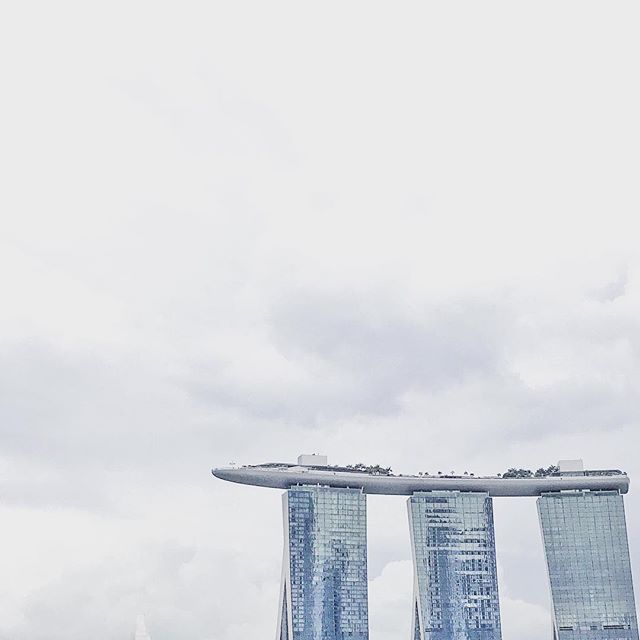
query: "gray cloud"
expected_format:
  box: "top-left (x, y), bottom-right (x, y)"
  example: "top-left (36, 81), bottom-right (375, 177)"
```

top-left (590, 268), bottom-right (629, 303)
top-left (184, 289), bottom-right (510, 424)
top-left (270, 289), bottom-right (507, 394)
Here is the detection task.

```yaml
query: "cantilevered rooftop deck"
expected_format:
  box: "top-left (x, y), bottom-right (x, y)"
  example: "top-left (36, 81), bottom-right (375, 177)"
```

top-left (212, 460), bottom-right (629, 497)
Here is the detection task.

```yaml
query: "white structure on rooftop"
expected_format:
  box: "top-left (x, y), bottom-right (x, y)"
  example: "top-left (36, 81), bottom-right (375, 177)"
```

top-left (558, 458), bottom-right (584, 473)
top-left (297, 453), bottom-right (328, 466)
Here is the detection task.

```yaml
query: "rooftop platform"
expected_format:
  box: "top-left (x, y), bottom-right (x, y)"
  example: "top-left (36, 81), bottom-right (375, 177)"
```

top-left (212, 460), bottom-right (630, 497)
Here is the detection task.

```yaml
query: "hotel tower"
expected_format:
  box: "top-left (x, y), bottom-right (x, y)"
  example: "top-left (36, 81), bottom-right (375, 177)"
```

top-left (213, 456), bottom-right (637, 640)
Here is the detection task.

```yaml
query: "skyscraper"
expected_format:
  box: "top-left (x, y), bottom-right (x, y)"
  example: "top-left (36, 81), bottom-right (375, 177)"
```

top-left (409, 491), bottom-right (502, 640)
top-left (538, 490), bottom-right (639, 640)
top-left (277, 485), bottom-right (369, 640)
top-left (213, 456), bottom-right (635, 640)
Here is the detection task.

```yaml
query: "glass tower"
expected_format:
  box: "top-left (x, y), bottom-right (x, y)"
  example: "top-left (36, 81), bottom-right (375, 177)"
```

top-left (538, 490), bottom-right (639, 640)
top-left (408, 491), bottom-right (502, 640)
top-left (277, 486), bottom-right (369, 640)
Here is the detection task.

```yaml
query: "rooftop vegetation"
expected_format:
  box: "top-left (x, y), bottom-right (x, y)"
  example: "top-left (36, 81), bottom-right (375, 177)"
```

top-left (345, 463), bottom-right (393, 475)
top-left (500, 465), bottom-right (559, 478)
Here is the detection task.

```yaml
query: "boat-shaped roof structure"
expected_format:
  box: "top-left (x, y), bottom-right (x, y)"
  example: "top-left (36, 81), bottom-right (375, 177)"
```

top-left (212, 458), bottom-right (629, 497)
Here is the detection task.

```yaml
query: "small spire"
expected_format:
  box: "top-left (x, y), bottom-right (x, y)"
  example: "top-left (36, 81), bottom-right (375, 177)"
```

top-left (134, 614), bottom-right (152, 640)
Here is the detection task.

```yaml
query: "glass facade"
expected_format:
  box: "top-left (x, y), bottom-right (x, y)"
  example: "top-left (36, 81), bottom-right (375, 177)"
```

top-left (277, 486), bottom-right (369, 640)
top-left (538, 491), bottom-right (639, 640)
top-left (408, 492), bottom-right (502, 640)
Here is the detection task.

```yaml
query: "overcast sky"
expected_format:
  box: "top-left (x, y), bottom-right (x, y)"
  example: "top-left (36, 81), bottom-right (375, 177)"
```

top-left (1, 2), bottom-right (640, 639)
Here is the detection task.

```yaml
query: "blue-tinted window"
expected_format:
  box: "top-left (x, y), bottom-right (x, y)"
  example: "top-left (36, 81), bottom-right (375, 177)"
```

top-left (538, 491), bottom-right (639, 640)
top-left (279, 486), bottom-right (368, 640)
top-left (409, 491), bottom-right (501, 640)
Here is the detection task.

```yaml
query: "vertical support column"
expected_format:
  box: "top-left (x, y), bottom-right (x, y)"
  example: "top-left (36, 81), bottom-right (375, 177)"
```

top-left (538, 490), bottom-right (639, 640)
top-left (277, 485), bottom-right (369, 640)
top-left (408, 491), bottom-right (502, 640)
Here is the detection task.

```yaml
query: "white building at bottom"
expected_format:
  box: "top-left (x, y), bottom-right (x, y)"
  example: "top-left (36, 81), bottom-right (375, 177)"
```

top-left (134, 615), bottom-right (152, 640)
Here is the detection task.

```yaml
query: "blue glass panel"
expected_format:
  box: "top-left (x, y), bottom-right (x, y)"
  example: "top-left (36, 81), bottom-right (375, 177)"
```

top-left (538, 491), bottom-right (639, 640)
top-left (409, 491), bottom-right (502, 640)
top-left (279, 486), bottom-right (369, 640)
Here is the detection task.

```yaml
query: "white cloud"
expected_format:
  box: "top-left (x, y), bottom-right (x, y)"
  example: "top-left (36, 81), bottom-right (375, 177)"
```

top-left (368, 561), bottom-right (413, 640)
top-left (500, 598), bottom-right (550, 640)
